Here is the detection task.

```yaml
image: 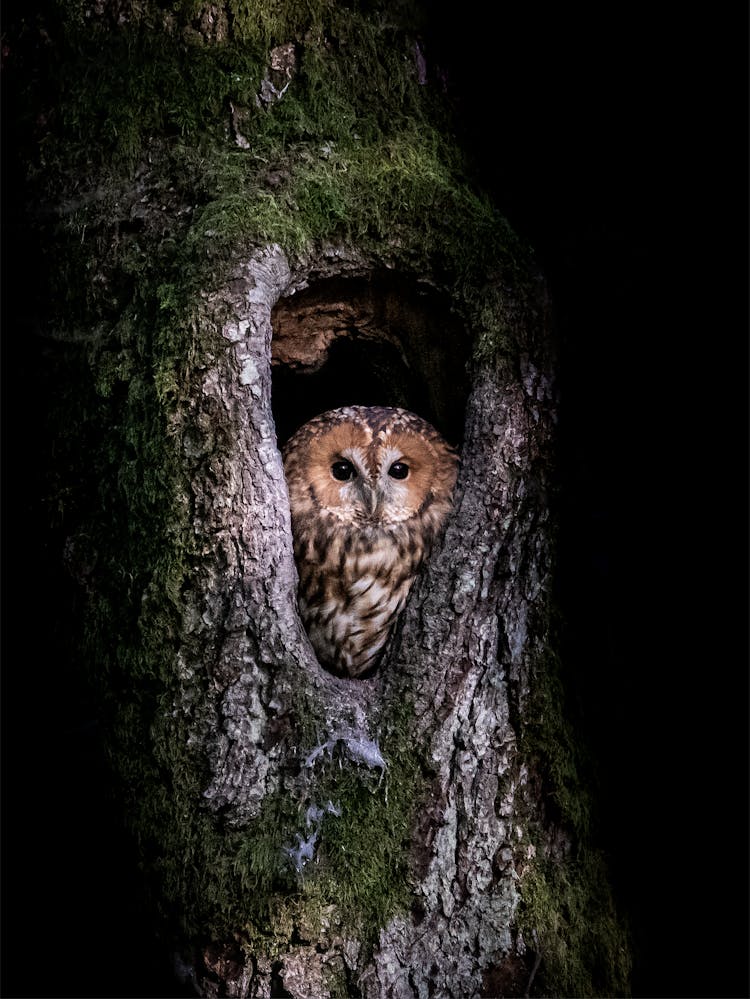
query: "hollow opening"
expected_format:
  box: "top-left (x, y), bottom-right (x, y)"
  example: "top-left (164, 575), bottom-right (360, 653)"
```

top-left (271, 268), bottom-right (472, 681)
top-left (271, 270), bottom-right (470, 449)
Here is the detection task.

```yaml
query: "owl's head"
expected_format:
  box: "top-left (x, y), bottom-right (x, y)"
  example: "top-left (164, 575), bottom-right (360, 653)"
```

top-left (282, 406), bottom-right (459, 528)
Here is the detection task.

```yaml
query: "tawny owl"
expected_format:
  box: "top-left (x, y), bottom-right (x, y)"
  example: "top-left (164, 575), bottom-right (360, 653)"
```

top-left (282, 406), bottom-right (459, 678)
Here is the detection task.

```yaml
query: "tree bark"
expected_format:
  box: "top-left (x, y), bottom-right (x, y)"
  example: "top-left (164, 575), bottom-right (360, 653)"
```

top-left (168, 247), bottom-right (556, 998)
top-left (5, 3), bottom-right (631, 996)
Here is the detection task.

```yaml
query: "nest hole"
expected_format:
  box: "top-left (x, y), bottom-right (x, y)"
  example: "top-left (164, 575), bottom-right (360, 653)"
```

top-left (271, 270), bottom-right (470, 448)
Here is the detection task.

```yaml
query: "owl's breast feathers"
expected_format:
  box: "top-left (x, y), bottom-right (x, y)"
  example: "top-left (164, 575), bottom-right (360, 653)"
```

top-left (292, 518), bottom-right (429, 677)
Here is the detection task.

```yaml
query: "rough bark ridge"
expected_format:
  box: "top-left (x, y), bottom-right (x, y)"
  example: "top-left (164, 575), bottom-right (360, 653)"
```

top-left (371, 364), bottom-right (553, 998)
top-left (183, 247), bottom-right (387, 830)
top-left (168, 240), bottom-right (558, 998)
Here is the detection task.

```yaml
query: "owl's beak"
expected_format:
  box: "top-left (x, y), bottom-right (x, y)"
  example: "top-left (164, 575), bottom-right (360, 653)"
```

top-left (359, 482), bottom-right (380, 517)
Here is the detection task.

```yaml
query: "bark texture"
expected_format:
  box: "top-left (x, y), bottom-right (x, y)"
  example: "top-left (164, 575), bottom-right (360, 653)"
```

top-left (5, 2), bottom-right (631, 996)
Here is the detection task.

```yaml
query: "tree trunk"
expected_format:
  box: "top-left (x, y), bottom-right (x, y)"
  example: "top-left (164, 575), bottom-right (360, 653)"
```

top-left (5, 3), bottom-right (630, 996)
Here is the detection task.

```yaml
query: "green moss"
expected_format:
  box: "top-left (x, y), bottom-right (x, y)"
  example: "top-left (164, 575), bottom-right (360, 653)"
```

top-left (510, 640), bottom-right (632, 996)
top-left (118, 725), bottom-right (427, 954)
top-left (20, 0), bottom-right (533, 346)
top-left (301, 724), bottom-right (424, 946)
top-left (518, 648), bottom-right (594, 840)
top-left (82, 607), bottom-right (427, 949)
top-left (39, 3), bottom-right (432, 171)
top-left (242, 709), bottom-right (425, 950)
top-left (519, 851), bottom-right (632, 998)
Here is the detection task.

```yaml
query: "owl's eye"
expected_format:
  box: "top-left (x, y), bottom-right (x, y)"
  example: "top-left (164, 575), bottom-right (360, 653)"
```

top-left (388, 461), bottom-right (409, 480)
top-left (331, 459), bottom-right (356, 481)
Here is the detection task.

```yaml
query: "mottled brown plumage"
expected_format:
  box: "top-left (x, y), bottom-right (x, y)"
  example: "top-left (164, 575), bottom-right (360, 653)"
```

top-left (282, 406), bottom-right (459, 678)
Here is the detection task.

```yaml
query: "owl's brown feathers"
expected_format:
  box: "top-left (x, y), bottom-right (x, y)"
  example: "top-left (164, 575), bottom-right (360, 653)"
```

top-left (282, 406), bottom-right (459, 678)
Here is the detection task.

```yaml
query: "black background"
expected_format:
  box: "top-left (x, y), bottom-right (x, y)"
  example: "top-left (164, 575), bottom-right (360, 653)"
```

top-left (2, 3), bottom-right (748, 997)
top-left (436, 8), bottom-right (749, 996)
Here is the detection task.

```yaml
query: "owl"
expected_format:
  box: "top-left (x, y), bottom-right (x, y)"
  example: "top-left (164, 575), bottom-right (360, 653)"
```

top-left (282, 406), bottom-right (459, 678)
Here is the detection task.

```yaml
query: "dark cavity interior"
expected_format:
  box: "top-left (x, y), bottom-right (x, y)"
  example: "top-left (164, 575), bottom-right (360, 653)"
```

top-left (271, 271), bottom-right (470, 450)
